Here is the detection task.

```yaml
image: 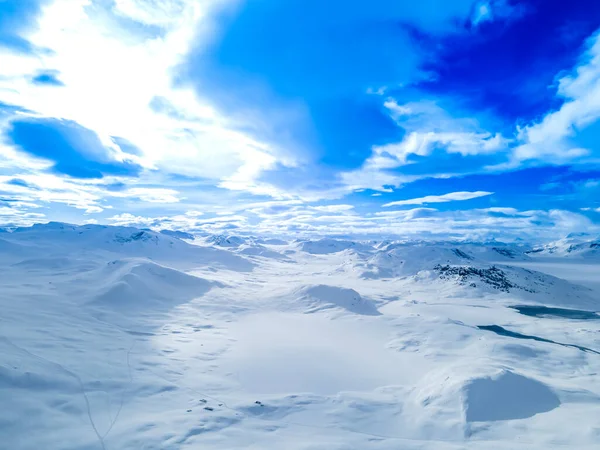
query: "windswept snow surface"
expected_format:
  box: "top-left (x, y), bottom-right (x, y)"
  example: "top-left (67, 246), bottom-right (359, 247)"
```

top-left (1, 225), bottom-right (600, 449)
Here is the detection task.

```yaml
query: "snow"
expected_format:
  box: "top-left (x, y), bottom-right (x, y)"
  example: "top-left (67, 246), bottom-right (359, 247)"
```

top-left (1, 223), bottom-right (600, 449)
top-left (160, 229), bottom-right (196, 240)
top-left (464, 370), bottom-right (561, 422)
top-left (297, 238), bottom-right (373, 254)
top-left (529, 234), bottom-right (600, 258)
top-left (205, 234), bottom-right (247, 248)
top-left (236, 243), bottom-right (290, 260)
top-left (463, 244), bottom-right (531, 261)
top-left (491, 258), bottom-right (600, 294)
top-left (256, 238), bottom-right (288, 245)
top-left (291, 285), bottom-right (381, 315)
top-left (90, 259), bottom-right (215, 310)
top-left (221, 313), bottom-right (413, 395)
top-left (359, 244), bottom-right (477, 278)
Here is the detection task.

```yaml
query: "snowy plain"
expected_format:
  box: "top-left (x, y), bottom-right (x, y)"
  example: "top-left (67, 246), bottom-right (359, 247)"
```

top-left (1, 223), bottom-right (600, 449)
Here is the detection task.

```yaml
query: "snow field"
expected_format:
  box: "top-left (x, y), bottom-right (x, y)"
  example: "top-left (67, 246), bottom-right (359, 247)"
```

top-left (1, 223), bottom-right (599, 449)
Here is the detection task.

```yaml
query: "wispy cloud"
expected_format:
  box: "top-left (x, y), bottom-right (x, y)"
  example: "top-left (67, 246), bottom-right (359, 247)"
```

top-left (0, 205), bottom-right (46, 227)
top-left (383, 191), bottom-right (493, 207)
top-left (102, 205), bottom-right (597, 242)
top-left (335, 100), bottom-right (509, 194)
top-left (507, 32), bottom-right (600, 165)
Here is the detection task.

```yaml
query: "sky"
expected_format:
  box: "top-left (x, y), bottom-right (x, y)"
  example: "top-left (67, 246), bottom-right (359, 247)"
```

top-left (1, 0), bottom-right (600, 240)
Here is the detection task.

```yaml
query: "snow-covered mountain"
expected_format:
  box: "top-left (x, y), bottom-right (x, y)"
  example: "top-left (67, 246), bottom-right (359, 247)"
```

top-left (235, 243), bottom-right (290, 260)
top-left (358, 243), bottom-right (476, 278)
top-left (204, 233), bottom-right (248, 248)
top-left (255, 237), bottom-right (288, 245)
top-left (354, 242), bottom-right (530, 277)
top-left (160, 229), bottom-right (196, 240)
top-left (2, 222), bottom-right (599, 449)
top-left (343, 241), bottom-right (595, 308)
top-left (2, 222), bottom-right (254, 271)
top-left (295, 237), bottom-right (375, 255)
top-left (529, 233), bottom-right (600, 258)
top-left (461, 243), bottom-right (532, 261)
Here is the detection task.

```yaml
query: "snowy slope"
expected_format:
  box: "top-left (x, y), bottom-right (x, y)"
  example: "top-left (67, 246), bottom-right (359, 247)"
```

top-left (1, 223), bottom-right (599, 449)
top-left (431, 263), bottom-right (597, 309)
top-left (358, 244), bottom-right (475, 278)
top-left (89, 259), bottom-right (215, 310)
top-left (334, 241), bottom-right (592, 307)
top-left (462, 243), bottom-right (532, 261)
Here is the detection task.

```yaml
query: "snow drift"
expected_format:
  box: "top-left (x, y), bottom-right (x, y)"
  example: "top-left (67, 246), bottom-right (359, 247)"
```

top-left (90, 259), bottom-right (214, 309)
top-left (290, 284), bottom-right (380, 315)
top-left (464, 370), bottom-right (560, 422)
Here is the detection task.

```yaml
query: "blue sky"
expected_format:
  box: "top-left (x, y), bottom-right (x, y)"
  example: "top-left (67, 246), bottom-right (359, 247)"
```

top-left (1, 0), bottom-right (600, 240)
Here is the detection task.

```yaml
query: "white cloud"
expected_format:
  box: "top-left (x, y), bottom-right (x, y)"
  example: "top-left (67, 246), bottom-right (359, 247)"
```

top-left (365, 128), bottom-right (505, 169)
top-left (0, 0), bottom-right (285, 194)
top-left (0, 174), bottom-right (105, 212)
top-left (312, 32), bottom-right (600, 198)
top-left (311, 204), bottom-right (355, 213)
top-left (383, 100), bottom-right (509, 157)
top-left (510, 31), bottom-right (600, 164)
top-left (107, 210), bottom-right (250, 232)
top-left (348, 36), bottom-right (600, 193)
top-left (246, 206), bottom-right (596, 241)
top-left (120, 188), bottom-right (181, 203)
top-left (0, 172), bottom-right (187, 213)
top-left (336, 100), bottom-right (509, 194)
top-left (113, 0), bottom-right (189, 27)
top-left (383, 191), bottom-right (493, 207)
top-left (91, 201), bottom-right (598, 241)
top-left (184, 210), bottom-right (204, 217)
top-left (338, 167), bottom-right (408, 194)
top-left (107, 213), bottom-right (155, 227)
top-left (471, 0), bottom-right (522, 27)
top-left (1, 0), bottom-right (599, 237)
top-left (472, 2), bottom-right (493, 26)
top-left (0, 206), bottom-right (46, 227)
top-left (374, 207), bottom-right (437, 218)
top-left (84, 206), bottom-right (104, 214)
